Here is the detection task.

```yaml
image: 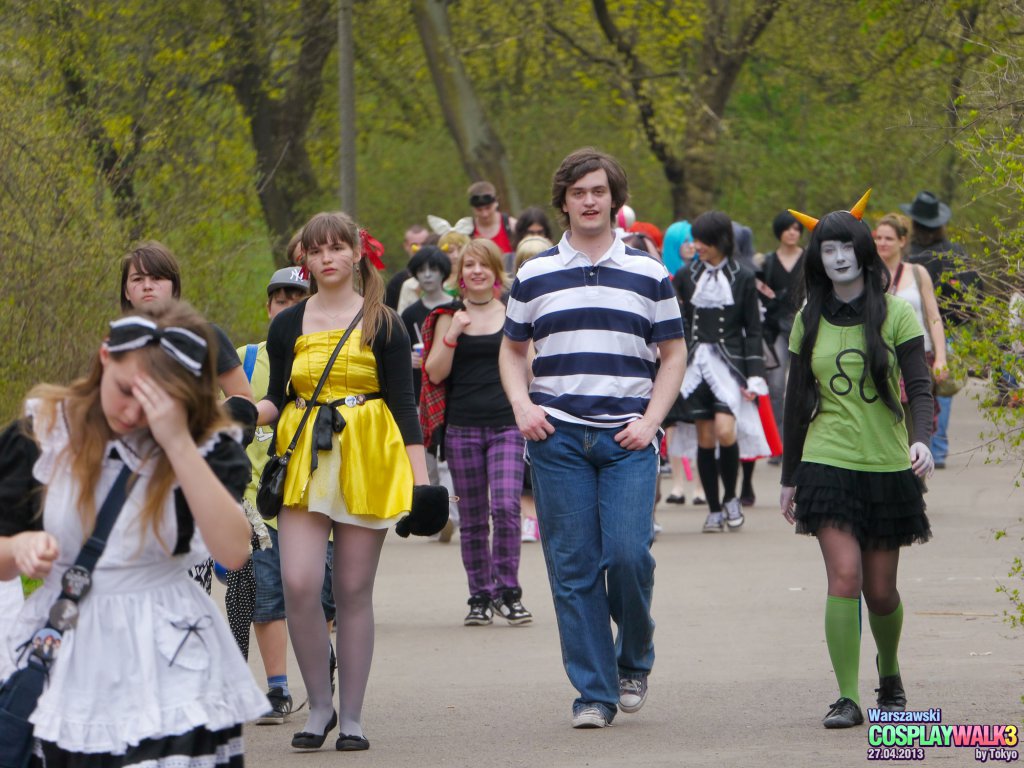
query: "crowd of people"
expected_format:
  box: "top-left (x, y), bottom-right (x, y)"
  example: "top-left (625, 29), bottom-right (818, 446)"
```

top-left (0, 142), bottom-right (990, 767)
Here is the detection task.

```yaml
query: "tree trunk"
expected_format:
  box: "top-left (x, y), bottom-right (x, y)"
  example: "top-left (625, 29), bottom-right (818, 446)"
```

top-left (54, 0), bottom-right (145, 240)
top-left (337, 0), bottom-right (357, 217)
top-left (223, 0), bottom-right (336, 264)
top-left (410, 0), bottom-right (520, 213)
top-left (591, 0), bottom-right (781, 221)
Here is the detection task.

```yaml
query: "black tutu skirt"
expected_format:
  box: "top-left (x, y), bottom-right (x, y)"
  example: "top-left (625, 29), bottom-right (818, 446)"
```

top-left (793, 462), bottom-right (931, 551)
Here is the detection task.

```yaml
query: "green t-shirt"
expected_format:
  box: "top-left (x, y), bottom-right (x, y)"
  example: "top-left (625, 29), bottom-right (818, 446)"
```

top-left (237, 342), bottom-right (276, 526)
top-left (788, 294), bottom-right (923, 473)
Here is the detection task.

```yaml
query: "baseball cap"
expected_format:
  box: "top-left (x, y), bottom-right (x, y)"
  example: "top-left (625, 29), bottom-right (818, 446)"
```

top-left (267, 266), bottom-right (309, 296)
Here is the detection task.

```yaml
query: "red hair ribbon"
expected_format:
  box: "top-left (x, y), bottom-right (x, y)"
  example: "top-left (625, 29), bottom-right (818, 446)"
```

top-left (360, 229), bottom-right (386, 270)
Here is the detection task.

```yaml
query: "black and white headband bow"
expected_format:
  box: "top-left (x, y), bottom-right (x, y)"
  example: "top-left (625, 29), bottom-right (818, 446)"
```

top-left (107, 317), bottom-right (208, 377)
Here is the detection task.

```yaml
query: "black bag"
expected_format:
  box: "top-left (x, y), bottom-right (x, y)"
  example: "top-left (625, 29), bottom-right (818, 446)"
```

top-left (0, 466), bottom-right (131, 768)
top-left (0, 658), bottom-right (46, 768)
top-left (256, 309), bottom-right (363, 521)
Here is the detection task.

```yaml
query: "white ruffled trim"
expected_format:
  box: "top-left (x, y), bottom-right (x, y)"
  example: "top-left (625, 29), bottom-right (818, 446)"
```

top-left (24, 399), bottom-right (69, 485)
top-left (195, 425), bottom-right (243, 457)
top-left (681, 346), bottom-right (770, 460)
top-left (690, 263), bottom-right (735, 308)
top-left (32, 693), bottom-right (266, 755)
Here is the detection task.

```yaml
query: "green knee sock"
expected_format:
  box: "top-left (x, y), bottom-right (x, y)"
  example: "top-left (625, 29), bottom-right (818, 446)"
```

top-left (869, 602), bottom-right (904, 678)
top-left (825, 595), bottom-right (861, 704)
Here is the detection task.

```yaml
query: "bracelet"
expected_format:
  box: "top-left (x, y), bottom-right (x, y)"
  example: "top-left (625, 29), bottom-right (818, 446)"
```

top-left (442, 336), bottom-right (458, 349)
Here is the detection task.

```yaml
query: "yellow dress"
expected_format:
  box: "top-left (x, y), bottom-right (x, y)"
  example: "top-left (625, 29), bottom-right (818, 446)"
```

top-left (275, 329), bottom-right (413, 527)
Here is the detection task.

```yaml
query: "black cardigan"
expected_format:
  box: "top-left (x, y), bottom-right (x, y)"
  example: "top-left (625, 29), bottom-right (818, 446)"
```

top-left (263, 299), bottom-right (422, 445)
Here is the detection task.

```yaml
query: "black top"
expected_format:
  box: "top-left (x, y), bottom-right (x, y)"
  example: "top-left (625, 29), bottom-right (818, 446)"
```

top-left (758, 250), bottom-right (804, 342)
top-left (211, 323), bottom-right (242, 375)
top-left (447, 330), bottom-right (515, 427)
top-left (384, 269), bottom-right (410, 311)
top-left (0, 416), bottom-right (249, 542)
top-left (401, 299), bottom-right (455, 402)
top-left (908, 239), bottom-right (978, 326)
top-left (780, 294), bottom-right (934, 486)
top-left (264, 299), bottom-right (422, 445)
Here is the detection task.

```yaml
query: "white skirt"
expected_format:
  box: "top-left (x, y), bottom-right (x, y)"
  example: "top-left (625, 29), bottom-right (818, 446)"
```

top-left (2, 558), bottom-right (268, 755)
top-left (681, 345), bottom-right (771, 460)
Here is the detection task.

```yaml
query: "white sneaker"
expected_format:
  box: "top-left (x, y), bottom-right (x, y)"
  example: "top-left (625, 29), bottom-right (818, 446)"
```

top-left (618, 677), bottom-right (648, 713)
top-left (521, 516), bottom-right (540, 542)
top-left (572, 706), bottom-right (610, 728)
top-left (723, 498), bottom-right (745, 530)
top-left (702, 511), bottom-right (724, 533)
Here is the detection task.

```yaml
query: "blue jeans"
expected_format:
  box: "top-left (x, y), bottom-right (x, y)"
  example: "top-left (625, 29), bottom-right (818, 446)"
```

top-left (931, 395), bottom-right (952, 463)
top-left (528, 419), bottom-right (658, 720)
top-left (252, 526), bottom-right (335, 623)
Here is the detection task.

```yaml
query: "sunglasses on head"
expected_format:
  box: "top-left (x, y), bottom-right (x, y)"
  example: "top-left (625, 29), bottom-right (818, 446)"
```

top-left (469, 194), bottom-right (496, 208)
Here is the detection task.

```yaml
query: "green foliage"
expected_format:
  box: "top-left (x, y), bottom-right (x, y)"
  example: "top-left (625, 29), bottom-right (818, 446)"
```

top-left (1, 0), bottom-right (1021, 423)
top-left (939, 0), bottom-right (1024, 642)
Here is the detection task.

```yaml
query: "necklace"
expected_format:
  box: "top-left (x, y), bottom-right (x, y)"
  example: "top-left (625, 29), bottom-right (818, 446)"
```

top-left (315, 299), bottom-right (356, 323)
top-left (466, 296), bottom-right (494, 306)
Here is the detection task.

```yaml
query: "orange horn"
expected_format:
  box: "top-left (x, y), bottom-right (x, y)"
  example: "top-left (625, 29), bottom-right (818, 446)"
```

top-left (788, 209), bottom-right (819, 232)
top-left (850, 188), bottom-right (872, 220)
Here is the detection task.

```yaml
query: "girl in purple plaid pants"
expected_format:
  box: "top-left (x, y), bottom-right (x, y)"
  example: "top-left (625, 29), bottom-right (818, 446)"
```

top-left (424, 239), bottom-right (532, 626)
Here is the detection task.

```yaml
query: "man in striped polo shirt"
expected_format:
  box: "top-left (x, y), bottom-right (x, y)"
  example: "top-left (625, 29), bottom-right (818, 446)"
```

top-left (499, 148), bottom-right (687, 729)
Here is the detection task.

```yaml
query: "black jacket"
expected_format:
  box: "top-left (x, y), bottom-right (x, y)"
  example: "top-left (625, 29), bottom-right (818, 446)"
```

top-left (674, 258), bottom-right (765, 383)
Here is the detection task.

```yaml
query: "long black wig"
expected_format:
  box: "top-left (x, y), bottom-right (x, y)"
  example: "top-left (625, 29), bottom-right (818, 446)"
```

top-left (790, 210), bottom-right (903, 429)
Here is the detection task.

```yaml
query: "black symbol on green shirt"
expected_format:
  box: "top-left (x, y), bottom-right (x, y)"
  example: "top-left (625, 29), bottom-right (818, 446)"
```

top-left (829, 349), bottom-right (878, 403)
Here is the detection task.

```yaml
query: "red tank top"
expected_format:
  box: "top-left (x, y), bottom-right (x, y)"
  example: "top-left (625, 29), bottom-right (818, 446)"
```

top-left (475, 214), bottom-right (513, 254)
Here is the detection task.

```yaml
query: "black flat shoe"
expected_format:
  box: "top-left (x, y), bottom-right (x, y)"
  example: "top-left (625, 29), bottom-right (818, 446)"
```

top-left (666, 494), bottom-right (686, 504)
top-left (292, 711), bottom-right (338, 749)
top-left (823, 697), bottom-right (864, 729)
top-left (336, 733), bottom-right (370, 751)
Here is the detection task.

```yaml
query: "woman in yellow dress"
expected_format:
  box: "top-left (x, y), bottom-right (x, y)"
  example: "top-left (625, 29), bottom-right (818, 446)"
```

top-left (256, 212), bottom-right (428, 752)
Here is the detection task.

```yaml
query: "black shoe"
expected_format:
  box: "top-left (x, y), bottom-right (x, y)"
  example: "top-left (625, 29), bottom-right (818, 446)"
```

top-left (492, 588), bottom-right (533, 625)
top-left (739, 494), bottom-right (755, 507)
top-left (329, 644), bottom-right (337, 695)
top-left (876, 674), bottom-right (907, 711)
top-left (256, 687), bottom-right (293, 725)
top-left (291, 711), bottom-right (337, 749)
top-left (665, 493), bottom-right (686, 504)
top-left (336, 733), bottom-right (370, 751)
top-left (464, 595), bottom-right (493, 626)
top-left (823, 697), bottom-right (864, 729)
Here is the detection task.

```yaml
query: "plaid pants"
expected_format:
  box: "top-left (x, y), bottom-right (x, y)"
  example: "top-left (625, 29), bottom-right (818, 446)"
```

top-left (445, 424), bottom-right (526, 599)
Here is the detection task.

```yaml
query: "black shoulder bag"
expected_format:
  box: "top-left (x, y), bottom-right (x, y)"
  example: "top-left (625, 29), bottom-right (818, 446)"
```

top-left (0, 464), bottom-right (132, 768)
top-left (256, 309), bottom-right (363, 521)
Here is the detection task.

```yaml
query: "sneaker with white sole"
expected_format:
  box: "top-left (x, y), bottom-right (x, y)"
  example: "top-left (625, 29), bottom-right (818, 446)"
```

top-left (256, 687), bottom-right (293, 725)
top-left (723, 498), bottom-right (745, 530)
top-left (702, 511), bottom-right (724, 532)
top-left (464, 595), bottom-right (493, 626)
top-left (492, 588), bottom-right (532, 625)
top-left (618, 676), bottom-right (648, 713)
top-left (572, 706), bottom-right (610, 729)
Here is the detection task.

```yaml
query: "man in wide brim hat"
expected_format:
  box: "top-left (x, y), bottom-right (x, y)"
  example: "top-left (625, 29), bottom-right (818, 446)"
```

top-left (900, 191), bottom-right (952, 228)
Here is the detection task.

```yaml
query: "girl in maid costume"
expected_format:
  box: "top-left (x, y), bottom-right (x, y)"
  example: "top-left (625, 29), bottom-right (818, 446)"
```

top-left (0, 303), bottom-right (267, 766)
top-left (780, 192), bottom-right (933, 729)
top-left (676, 211), bottom-right (770, 533)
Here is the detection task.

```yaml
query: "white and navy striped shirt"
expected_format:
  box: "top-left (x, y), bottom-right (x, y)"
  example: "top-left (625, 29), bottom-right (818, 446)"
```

top-left (504, 233), bottom-right (685, 428)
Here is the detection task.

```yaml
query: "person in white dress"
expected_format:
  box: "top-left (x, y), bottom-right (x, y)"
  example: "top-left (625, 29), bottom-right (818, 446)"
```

top-left (0, 302), bottom-right (267, 767)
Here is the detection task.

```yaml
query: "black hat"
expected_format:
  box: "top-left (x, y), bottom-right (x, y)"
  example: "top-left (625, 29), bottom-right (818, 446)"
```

top-left (267, 266), bottom-right (310, 296)
top-left (899, 191), bottom-right (952, 228)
